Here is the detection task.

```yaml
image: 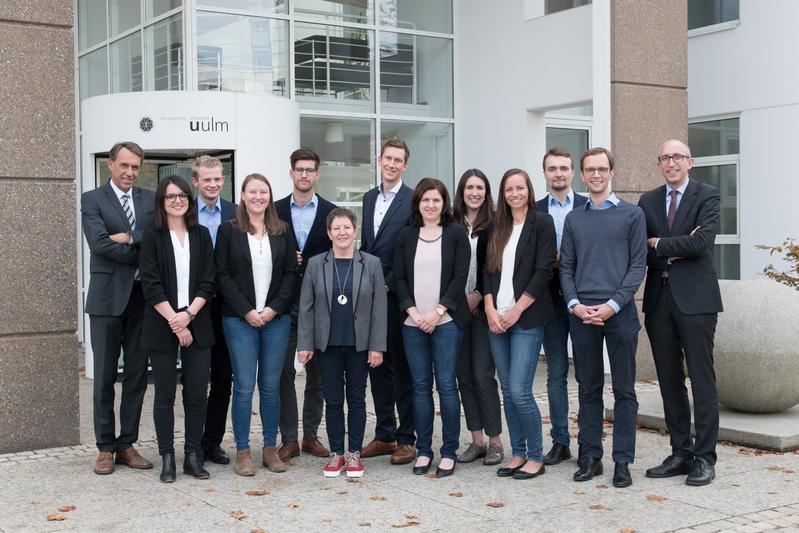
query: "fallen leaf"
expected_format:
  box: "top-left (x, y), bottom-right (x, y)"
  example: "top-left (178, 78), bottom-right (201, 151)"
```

top-left (252, 411), bottom-right (258, 415)
top-left (589, 504), bottom-right (605, 510)
top-left (785, 470), bottom-right (795, 474)
top-left (47, 514), bottom-right (66, 521)
top-left (58, 505), bottom-right (77, 512)
top-left (486, 501), bottom-right (505, 508)
top-left (596, 484), bottom-right (609, 489)
top-left (288, 503), bottom-right (301, 509)
top-left (767, 491), bottom-right (777, 495)
top-left (336, 491), bottom-right (348, 495)
top-left (404, 514), bottom-right (418, 519)
top-left (206, 488), bottom-right (216, 493)
top-left (246, 490), bottom-right (269, 496)
top-left (358, 522), bottom-right (371, 527)
top-left (435, 411), bottom-right (441, 416)
top-left (30, 500), bottom-right (45, 505)
top-left (448, 492), bottom-right (463, 497)
top-left (574, 490), bottom-right (585, 495)
top-left (768, 466), bottom-right (786, 472)
top-left (391, 521), bottom-right (420, 528)
top-left (230, 511), bottom-right (246, 521)
top-left (738, 448), bottom-right (752, 455)
top-left (620, 528), bottom-right (637, 533)
top-left (346, 478), bottom-right (361, 483)
top-left (251, 529), bottom-right (266, 533)
top-left (323, 518), bottom-right (332, 523)
top-left (370, 496), bottom-right (386, 501)
top-left (424, 472), bottom-right (438, 479)
top-left (645, 495), bottom-right (667, 502)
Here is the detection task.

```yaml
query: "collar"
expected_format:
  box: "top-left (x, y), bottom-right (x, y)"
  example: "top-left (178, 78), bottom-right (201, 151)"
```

top-left (668, 177), bottom-right (690, 196)
top-left (109, 179), bottom-right (133, 200)
top-left (379, 180), bottom-right (403, 196)
top-left (197, 196), bottom-right (221, 212)
top-left (584, 192), bottom-right (620, 209)
top-left (291, 193), bottom-right (318, 208)
top-left (549, 189), bottom-right (574, 207)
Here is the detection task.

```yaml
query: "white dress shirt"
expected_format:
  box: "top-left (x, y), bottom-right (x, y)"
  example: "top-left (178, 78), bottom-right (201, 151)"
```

top-left (248, 233), bottom-right (273, 312)
top-left (373, 180), bottom-right (403, 238)
top-left (109, 180), bottom-right (136, 221)
top-left (496, 223), bottom-right (524, 313)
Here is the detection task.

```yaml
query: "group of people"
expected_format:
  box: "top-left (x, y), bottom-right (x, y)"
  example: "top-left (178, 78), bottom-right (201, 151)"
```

top-left (81, 136), bottom-right (722, 489)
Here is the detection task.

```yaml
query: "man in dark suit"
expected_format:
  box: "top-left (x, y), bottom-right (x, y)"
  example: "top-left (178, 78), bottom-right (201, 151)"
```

top-left (192, 155), bottom-right (237, 465)
top-left (81, 141), bottom-right (155, 475)
top-left (359, 137), bottom-right (416, 465)
top-left (535, 147), bottom-right (588, 466)
top-left (638, 139), bottom-right (723, 487)
top-left (275, 148), bottom-right (337, 461)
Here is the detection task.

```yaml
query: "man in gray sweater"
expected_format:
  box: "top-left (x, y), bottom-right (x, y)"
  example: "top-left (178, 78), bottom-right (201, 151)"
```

top-left (559, 147), bottom-right (647, 489)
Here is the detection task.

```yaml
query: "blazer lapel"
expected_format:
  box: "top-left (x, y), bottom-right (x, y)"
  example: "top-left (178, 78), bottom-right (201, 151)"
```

top-left (654, 185), bottom-right (669, 235)
top-left (514, 213), bottom-right (535, 271)
top-left (188, 228), bottom-right (199, 295)
top-left (671, 180), bottom-right (699, 235)
top-left (352, 251), bottom-right (364, 312)
top-left (324, 251), bottom-right (334, 312)
top-left (305, 202), bottom-right (327, 252)
top-left (131, 187), bottom-right (145, 228)
top-left (374, 185), bottom-right (408, 243)
top-left (104, 183), bottom-right (132, 230)
top-left (163, 230), bottom-right (178, 307)
top-left (235, 230), bottom-right (253, 266)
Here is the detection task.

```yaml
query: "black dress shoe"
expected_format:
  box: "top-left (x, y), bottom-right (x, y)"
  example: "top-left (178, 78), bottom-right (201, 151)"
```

top-left (436, 462), bottom-right (456, 477)
top-left (160, 452), bottom-right (176, 483)
top-left (686, 457), bottom-right (715, 486)
top-left (612, 462), bottom-right (632, 488)
top-left (513, 464), bottom-right (545, 480)
top-left (183, 451), bottom-right (210, 479)
top-left (202, 444), bottom-right (230, 465)
top-left (412, 459), bottom-right (432, 475)
top-left (543, 443), bottom-right (572, 466)
top-left (573, 457), bottom-right (603, 482)
top-left (645, 455), bottom-right (692, 478)
top-left (497, 460), bottom-right (527, 477)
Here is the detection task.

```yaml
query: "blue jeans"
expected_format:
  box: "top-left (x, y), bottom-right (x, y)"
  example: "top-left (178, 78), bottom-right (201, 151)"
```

top-left (488, 324), bottom-right (545, 461)
top-left (223, 314), bottom-right (291, 449)
top-left (402, 322), bottom-right (463, 460)
top-left (542, 297), bottom-right (571, 446)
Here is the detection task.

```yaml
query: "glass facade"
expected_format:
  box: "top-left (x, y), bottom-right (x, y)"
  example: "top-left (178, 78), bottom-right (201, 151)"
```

top-left (688, 0), bottom-right (739, 30)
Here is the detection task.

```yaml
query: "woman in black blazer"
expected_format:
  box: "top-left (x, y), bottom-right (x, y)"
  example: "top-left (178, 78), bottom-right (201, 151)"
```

top-left (215, 173), bottom-right (298, 476)
top-left (139, 175), bottom-right (215, 483)
top-left (483, 168), bottom-right (555, 480)
top-left (452, 169), bottom-right (504, 466)
top-left (394, 178), bottom-right (470, 477)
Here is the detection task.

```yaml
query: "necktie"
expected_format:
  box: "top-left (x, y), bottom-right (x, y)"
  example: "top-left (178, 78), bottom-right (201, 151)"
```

top-left (667, 190), bottom-right (678, 231)
top-left (121, 194), bottom-right (139, 279)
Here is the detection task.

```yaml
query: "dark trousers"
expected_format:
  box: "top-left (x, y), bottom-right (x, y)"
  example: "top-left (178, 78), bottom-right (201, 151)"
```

top-left (202, 298), bottom-right (232, 449)
top-left (279, 305), bottom-right (324, 443)
top-left (456, 311), bottom-right (502, 437)
top-left (645, 283), bottom-right (719, 464)
top-left (569, 302), bottom-right (639, 463)
top-left (90, 282), bottom-right (148, 453)
top-left (150, 340), bottom-right (211, 456)
top-left (368, 293), bottom-right (415, 445)
top-left (318, 346), bottom-right (369, 455)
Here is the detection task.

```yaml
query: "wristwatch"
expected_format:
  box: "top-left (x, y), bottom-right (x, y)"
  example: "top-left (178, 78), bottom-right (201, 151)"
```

top-left (568, 303), bottom-right (577, 315)
top-left (181, 308), bottom-right (196, 321)
top-left (436, 304), bottom-right (447, 317)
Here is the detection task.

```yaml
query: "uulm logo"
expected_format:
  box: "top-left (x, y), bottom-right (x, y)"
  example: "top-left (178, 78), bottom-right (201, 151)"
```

top-left (189, 117), bottom-right (229, 132)
top-left (140, 117), bottom-right (154, 132)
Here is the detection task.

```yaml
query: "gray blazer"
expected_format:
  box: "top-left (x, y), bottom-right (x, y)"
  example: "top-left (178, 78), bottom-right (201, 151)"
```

top-left (297, 250), bottom-right (387, 353)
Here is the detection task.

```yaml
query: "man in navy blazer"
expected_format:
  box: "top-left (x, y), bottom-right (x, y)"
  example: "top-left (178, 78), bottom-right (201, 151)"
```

top-left (191, 155), bottom-right (237, 465)
top-left (81, 142), bottom-right (155, 475)
top-left (359, 137), bottom-right (416, 464)
top-left (274, 148), bottom-right (338, 461)
top-left (535, 147), bottom-right (588, 467)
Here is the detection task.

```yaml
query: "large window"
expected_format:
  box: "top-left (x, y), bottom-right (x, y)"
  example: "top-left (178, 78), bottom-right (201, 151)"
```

top-left (688, 0), bottom-right (739, 31)
top-left (546, 0), bottom-right (591, 16)
top-left (689, 117), bottom-right (740, 279)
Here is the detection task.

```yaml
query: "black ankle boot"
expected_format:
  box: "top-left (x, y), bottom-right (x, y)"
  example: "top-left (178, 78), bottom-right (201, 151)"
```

top-left (183, 451), bottom-right (210, 479)
top-left (160, 452), bottom-right (176, 483)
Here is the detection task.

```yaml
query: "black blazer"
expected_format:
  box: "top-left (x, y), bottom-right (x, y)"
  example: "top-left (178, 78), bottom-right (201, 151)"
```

top-left (483, 210), bottom-right (556, 329)
top-left (470, 224), bottom-right (490, 296)
top-left (360, 183), bottom-right (413, 292)
top-left (393, 223), bottom-right (471, 329)
top-left (536, 192), bottom-right (589, 303)
top-left (214, 220), bottom-right (299, 318)
top-left (138, 225), bottom-right (215, 350)
top-left (638, 179), bottom-right (723, 315)
top-left (218, 198), bottom-right (237, 225)
top-left (275, 193), bottom-right (338, 278)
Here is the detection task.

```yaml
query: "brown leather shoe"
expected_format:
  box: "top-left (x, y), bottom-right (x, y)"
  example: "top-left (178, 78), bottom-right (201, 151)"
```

top-left (263, 446), bottom-right (287, 473)
top-left (277, 441), bottom-right (300, 462)
top-left (302, 436), bottom-right (330, 458)
top-left (360, 440), bottom-right (397, 458)
top-left (94, 452), bottom-right (114, 475)
top-left (390, 444), bottom-right (416, 465)
top-left (115, 447), bottom-right (153, 469)
top-left (234, 449), bottom-right (255, 476)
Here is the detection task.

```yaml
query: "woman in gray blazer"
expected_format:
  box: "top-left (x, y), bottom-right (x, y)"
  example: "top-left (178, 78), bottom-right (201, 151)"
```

top-left (297, 208), bottom-right (387, 479)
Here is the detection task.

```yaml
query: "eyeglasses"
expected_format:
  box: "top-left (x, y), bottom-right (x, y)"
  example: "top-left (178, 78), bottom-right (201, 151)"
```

top-left (583, 167), bottom-right (611, 176)
top-left (165, 193), bottom-right (189, 202)
top-left (292, 167), bottom-right (318, 176)
top-left (657, 153), bottom-right (689, 165)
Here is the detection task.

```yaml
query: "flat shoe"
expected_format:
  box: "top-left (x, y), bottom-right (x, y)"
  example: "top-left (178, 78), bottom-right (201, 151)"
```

top-left (513, 464), bottom-right (545, 479)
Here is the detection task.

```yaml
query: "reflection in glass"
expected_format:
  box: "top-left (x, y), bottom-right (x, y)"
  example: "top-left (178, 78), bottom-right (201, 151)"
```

top-left (79, 47), bottom-right (109, 102)
top-left (295, 0), bottom-right (373, 24)
top-left (688, 118), bottom-right (739, 157)
top-left (688, 0), bottom-right (739, 30)
top-left (546, 127), bottom-right (589, 193)
top-left (78, 0), bottom-right (107, 50)
top-left (145, 14), bottom-right (184, 90)
top-left (379, 0), bottom-right (452, 34)
top-left (110, 0), bottom-right (142, 36)
top-left (713, 243), bottom-right (740, 280)
top-left (380, 120), bottom-right (453, 190)
top-left (146, 0), bottom-right (182, 20)
top-left (197, 0), bottom-right (286, 15)
top-left (545, 0), bottom-right (592, 16)
top-left (197, 12), bottom-right (288, 95)
top-left (110, 33), bottom-right (143, 93)
top-left (691, 164), bottom-right (737, 235)
top-left (380, 32), bottom-right (452, 119)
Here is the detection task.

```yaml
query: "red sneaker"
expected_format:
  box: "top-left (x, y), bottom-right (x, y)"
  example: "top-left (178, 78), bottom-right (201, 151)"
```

top-left (346, 452), bottom-right (364, 478)
top-left (323, 453), bottom-right (345, 478)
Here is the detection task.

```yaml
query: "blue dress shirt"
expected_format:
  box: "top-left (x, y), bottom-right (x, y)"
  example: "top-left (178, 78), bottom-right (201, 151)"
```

top-left (197, 196), bottom-right (222, 247)
top-left (291, 193), bottom-right (318, 251)
top-left (548, 190), bottom-right (575, 252)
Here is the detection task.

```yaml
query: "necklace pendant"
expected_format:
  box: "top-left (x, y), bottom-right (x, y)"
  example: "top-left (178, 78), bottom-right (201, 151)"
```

top-left (337, 294), bottom-right (348, 305)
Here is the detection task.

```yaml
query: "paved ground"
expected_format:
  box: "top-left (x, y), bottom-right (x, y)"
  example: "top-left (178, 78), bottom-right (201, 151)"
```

top-left (1, 365), bottom-right (798, 533)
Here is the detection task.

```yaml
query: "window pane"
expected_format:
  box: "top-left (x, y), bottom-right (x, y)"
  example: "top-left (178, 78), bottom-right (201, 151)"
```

top-left (546, 0), bottom-right (592, 15)
top-left (78, 0), bottom-right (107, 50)
top-left (197, 0), bottom-right (286, 15)
top-left (713, 244), bottom-right (740, 280)
top-left (145, 14), bottom-right (184, 90)
top-left (110, 33), bottom-right (143, 93)
top-left (197, 12), bottom-right (288, 95)
top-left (691, 164), bottom-right (737, 235)
top-left (295, 0), bottom-right (373, 25)
top-left (380, 120), bottom-right (453, 190)
top-left (110, 0), bottom-right (142, 36)
top-left (146, 0), bottom-right (181, 20)
top-left (379, 0), bottom-right (452, 34)
top-left (79, 47), bottom-right (108, 102)
top-left (546, 127), bottom-right (588, 193)
top-left (688, 118), bottom-right (739, 157)
top-left (688, 0), bottom-right (739, 30)
top-left (380, 32), bottom-right (452, 119)
top-left (295, 23), bottom-right (373, 111)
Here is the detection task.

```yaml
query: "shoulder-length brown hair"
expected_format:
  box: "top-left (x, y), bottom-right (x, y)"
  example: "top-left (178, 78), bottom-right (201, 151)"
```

top-left (232, 173), bottom-right (285, 236)
top-left (410, 178), bottom-right (453, 227)
top-left (154, 175), bottom-right (197, 231)
top-left (453, 168), bottom-right (494, 235)
top-left (486, 168), bottom-right (536, 272)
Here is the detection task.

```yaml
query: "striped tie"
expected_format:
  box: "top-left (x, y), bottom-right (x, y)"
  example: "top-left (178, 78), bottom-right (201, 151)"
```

top-left (121, 194), bottom-right (139, 279)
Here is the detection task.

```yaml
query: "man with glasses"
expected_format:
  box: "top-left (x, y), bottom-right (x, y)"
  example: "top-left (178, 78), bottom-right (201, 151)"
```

top-left (275, 148), bottom-right (338, 461)
top-left (638, 140), bottom-right (723, 486)
top-left (81, 141), bottom-right (156, 475)
top-left (559, 147), bottom-right (647, 488)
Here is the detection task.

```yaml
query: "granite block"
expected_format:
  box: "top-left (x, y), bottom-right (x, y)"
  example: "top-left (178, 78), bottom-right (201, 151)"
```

top-left (0, 1), bottom-right (72, 27)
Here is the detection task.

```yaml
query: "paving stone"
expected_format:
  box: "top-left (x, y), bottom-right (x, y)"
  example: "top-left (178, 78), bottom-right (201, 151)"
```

top-left (750, 521), bottom-right (778, 530)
